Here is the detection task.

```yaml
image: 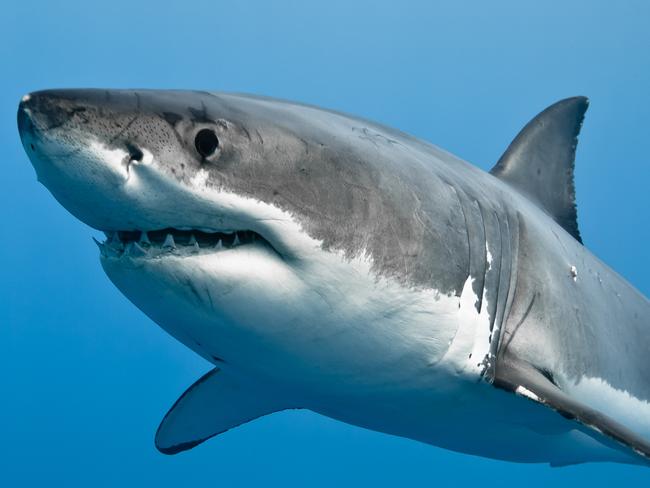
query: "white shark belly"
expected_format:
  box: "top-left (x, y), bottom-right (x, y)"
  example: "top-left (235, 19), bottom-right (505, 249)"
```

top-left (309, 377), bottom-right (640, 466)
top-left (103, 243), bottom-right (463, 387)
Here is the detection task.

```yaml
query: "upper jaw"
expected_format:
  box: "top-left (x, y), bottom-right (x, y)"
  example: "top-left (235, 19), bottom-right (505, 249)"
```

top-left (82, 186), bottom-right (302, 261)
top-left (78, 161), bottom-right (316, 263)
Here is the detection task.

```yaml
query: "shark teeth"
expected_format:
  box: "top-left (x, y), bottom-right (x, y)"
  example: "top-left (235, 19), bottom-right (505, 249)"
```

top-left (105, 244), bottom-right (122, 258)
top-left (129, 242), bottom-right (148, 257)
top-left (95, 229), bottom-right (262, 259)
top-left (139, 231), bottom-right (151, 246)
top-left (188, 234), bottom-right (200, 253)
top-left (162, 233), bottom-right (176, 250)
top-left (93, 237), bottom-right (106, 257)
top-left (108, 232), bottom-right (124, 251)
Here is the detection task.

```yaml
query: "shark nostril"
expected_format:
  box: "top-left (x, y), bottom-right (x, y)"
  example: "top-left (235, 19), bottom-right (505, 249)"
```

top-left (126, 143), bottom-right (143, 162)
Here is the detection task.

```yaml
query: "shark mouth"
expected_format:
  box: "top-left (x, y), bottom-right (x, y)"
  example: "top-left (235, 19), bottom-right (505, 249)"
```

top-left (95, 228), bottom-right (273, 259)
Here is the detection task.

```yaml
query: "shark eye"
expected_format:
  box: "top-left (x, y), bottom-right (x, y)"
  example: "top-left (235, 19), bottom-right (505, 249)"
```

top-left (195, 129), bottom-right (219, 158)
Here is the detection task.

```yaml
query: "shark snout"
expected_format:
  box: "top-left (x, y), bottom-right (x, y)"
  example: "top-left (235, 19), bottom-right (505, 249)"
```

top-left (18, 90), bottom-right (97, 167)
top-left (18, 90), bottom-right (79, 135)
top-left (17, 88), bottom-right (142, 145)
top-left (17, 92), bottom-right (59, 176)
top-left (17, 90), bottom-right (146, 231)
top-left (17, 92), bottom-right (56, 156)
top-left (17, 95), bottom-right (37, 156)
top-left (17, 94), bottom-right (34, 135)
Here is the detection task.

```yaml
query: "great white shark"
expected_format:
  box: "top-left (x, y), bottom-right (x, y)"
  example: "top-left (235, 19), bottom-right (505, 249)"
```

top-left (17, 89), bottom-right (650, 466)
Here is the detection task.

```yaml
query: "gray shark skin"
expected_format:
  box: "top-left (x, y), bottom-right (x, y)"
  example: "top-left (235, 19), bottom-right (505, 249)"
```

top-left (17, 89), bottom-right (650, 467)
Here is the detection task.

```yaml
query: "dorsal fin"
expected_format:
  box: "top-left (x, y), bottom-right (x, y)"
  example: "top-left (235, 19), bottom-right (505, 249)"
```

top-left (490, 97), bottom-right (588, 243)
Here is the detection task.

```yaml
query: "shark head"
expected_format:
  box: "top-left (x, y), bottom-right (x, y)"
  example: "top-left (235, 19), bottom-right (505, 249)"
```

top-left (17, 89), bottom-right (472, 390)
top-left (17, 90), bottom-right (308, 252)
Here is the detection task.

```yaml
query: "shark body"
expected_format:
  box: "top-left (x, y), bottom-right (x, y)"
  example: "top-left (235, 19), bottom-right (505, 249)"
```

top-left (17, 90), bottom-right (650, 466)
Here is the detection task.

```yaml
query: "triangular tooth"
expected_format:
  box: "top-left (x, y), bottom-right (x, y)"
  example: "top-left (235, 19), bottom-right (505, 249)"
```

top-left (214, 239), bottom-right (223, 250)
top-left (191, 241), bottom-right (200, 253)
top-left (109, 232), bottom-right (124, 250)
top-left (233, 233), bottom-right (241, 246)
top-left (162, 233), bottom-right (176, 250)
top-left (105, 245), bottom-right (121, 258)
top-left (139, 231), bottom-right (151, 245)
top-left (188, 234), bottom-right (197, 246)
top-left (93, 237), bottom-right (107, 257)
top-left (130, 241), bottom-right (148, 257)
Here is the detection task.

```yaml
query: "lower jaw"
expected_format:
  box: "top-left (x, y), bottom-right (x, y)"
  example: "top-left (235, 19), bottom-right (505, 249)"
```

top-left (98, 241), bottom-right (278, 267)
top-left (98, 242), bottom-right (303, 368)
top-left (98, 242), bottom-right (255, 261)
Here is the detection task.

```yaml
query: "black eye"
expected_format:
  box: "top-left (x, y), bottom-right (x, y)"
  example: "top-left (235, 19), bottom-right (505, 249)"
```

top-left (195, 129), bottom-right (219, 158)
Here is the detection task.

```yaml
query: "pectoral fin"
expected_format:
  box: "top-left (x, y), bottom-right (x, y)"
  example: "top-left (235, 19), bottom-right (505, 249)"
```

top-left (494, 359), bottom-right (650, 464)
top-left (155, 367), bottom-right (291, 454)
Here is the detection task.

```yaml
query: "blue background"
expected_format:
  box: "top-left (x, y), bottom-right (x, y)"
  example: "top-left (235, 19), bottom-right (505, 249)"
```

top-left (1, 1), bottom-right (649, 486)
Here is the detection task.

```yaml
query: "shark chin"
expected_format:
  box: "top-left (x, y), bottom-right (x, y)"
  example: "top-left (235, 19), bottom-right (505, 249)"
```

top-left (100, 225), bottom-right (463, 392)
top-left (17, 89), bottom-right (650, 466)
top-left (100, 241), bottom-right (303, 368)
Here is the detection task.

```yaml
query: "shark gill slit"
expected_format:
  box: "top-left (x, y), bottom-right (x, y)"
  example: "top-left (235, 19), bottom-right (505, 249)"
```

top-left (452, 187), bottom-right (510, 378)
top-left (496, 213), bottom-right (521, 349)
top-left (468, 198), bottom-right (488, 313)
top-left (491, 211), bottom-right (504, 335)
top-left (493, 213), bottom-right (513, 335)
top-left (451, 184), bottom-right (473, 291)
top-left (478, 209), bottom-right (507, 377)
top-left (448, 182), bottom-right (487, 312)
top-left (486, 213), bottom-right (515, 376)
top-left (483, 208), bottom-right (501, 336)
top-left (488, 212), bottom-right (520, 376)
top-left (440, 182), bottom-right (470, 294)
top-left (476, 201), bottom-right (488, 312)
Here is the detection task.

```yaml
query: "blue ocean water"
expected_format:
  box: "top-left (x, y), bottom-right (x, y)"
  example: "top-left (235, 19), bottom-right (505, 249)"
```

top-left (1, 1), bottom-right (648, 486)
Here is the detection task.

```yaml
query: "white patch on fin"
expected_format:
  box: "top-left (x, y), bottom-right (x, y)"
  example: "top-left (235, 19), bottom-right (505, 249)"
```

top-left (567, 376), bottom-right (650, 440)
